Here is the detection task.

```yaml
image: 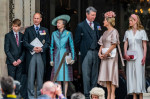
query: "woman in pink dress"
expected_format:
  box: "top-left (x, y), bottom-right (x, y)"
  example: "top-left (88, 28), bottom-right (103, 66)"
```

top-left (97, 11), bottom-right (119, 99)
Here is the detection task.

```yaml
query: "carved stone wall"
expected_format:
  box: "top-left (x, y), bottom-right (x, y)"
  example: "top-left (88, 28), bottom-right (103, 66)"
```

top-left (0, 0), bottom-right (35, 77)
top-left (0, 0), bottom-right (9, 78)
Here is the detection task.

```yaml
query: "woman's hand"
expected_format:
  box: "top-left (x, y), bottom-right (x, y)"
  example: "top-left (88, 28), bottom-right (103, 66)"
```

top-left (124, 54), bottom-right (130, 61)
top-left (103, 53), bottom-right (108, 59)
top-left (141, 56), bottom-right (146, 66)
top-left (50, 61), bottom-right (54, 66)
top-left (98, 52), bottom-right (104, 59)
top-left (70, 60), bottom-right (75, 65)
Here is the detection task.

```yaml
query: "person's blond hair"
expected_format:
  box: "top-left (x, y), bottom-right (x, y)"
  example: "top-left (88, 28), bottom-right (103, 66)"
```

top-left (90, 87), bottom-right (105, 99)
top-left (106, 17), bottom-right (115, 27)
top-left (129, 14), bottom-right (144, 30)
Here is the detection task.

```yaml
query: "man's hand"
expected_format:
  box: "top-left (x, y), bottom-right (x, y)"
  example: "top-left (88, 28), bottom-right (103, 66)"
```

top-left (13, 61), bottom-right (18, 66)
top-left (17, 59), bottom-right (22, 65)
top-left (33, 47), bottom-right (38, 53)
top-left (36, 47), bottom-right (42, 53)
top-left (55, 84), bottom-right (64, 98)
top-left (33, 47), bottom-right (42, 53)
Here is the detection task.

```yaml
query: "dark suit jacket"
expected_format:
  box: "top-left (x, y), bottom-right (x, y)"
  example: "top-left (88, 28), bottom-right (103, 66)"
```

top-left (4, 31), bottom-right (25, 65)
top-left (75, 20), bottom-right (102, 63)
top-left (23, 25), bottom-right (50, 71)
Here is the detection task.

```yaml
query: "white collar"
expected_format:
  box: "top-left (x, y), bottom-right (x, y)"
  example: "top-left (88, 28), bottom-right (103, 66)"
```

top-left (86, 19), bottom-right (93, 24)
top-left (34, 24), bottom-right (40, 29)
top-left (13, 30), bottom-right (19, 35)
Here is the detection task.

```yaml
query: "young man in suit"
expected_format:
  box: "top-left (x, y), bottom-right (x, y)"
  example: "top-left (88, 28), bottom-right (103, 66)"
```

top-left (4, 19), bottom-right (25, 82)
top-left (75, 6), bottom-right (102, 98)
top-left (23, 13), bottom-right (50, 98)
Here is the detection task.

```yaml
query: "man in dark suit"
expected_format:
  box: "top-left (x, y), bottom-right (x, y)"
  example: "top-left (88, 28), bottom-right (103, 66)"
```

top-left (23, 13), bottom-right (50, 98)
top-left (4, 19), bottom-right (25, 82)
top-left (75, 6), bottom-right (102, 98)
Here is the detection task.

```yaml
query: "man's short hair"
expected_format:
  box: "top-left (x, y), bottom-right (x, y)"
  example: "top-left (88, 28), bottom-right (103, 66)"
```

top-left (33, 13), bottom-right (42, 18)
top-left (12, 19), bottom-right (21, 26)
top-left (86, 6), bottom-right (97, 14)
top-left (71, 92), bottom-right (85, 99)
top-left (42, 81), bottom-right (56, 92)
top-left (0, 76), bottom-right (14, 95)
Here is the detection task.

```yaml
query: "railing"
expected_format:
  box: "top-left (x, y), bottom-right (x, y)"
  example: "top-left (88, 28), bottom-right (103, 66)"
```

top-left (52, 52), bottom-right (69, 95)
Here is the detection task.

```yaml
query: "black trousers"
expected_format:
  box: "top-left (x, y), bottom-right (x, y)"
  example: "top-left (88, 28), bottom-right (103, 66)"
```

top-left (7, 64), bottom-right (22, 82)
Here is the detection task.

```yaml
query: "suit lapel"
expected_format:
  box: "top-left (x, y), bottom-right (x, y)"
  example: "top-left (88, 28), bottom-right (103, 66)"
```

top-left (83, 20), bottom-right (93, 39)
top-left (30, 25), bottom-right (37, 38)
top-left (94, 22), bottom-right (97, 32)
top-left (11, 31), bottom-right (18, 48)
top-left (18, 32), bottom-right (23, 50)
top-left (19, 32), bottom-right (21, 45)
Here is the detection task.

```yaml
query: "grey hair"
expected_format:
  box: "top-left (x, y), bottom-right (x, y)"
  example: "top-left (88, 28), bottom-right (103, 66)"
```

top-left (71, 92), bottom-right (85, 99)
top-left (90, 87), bottom-right (105, 99)
top-left (62, 19), bottom-right (67, 26)
top-left (86, 6), bottom-right (97, 14)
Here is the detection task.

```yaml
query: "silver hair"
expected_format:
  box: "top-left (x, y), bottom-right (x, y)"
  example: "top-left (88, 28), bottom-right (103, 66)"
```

top-left (71, 92), bottom-right (85, 99)
top-left (86, 6), bottom-right (97, 14)
top-left (90, 87), bottom-right (105, 99)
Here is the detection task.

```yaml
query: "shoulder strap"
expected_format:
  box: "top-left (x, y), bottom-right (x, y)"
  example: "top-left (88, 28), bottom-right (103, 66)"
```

top-left (117, 44), bottom-right (125, 66)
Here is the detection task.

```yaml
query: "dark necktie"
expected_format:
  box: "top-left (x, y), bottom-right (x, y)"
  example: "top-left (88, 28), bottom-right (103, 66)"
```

top-left (89, 22), bottom-right (92, 27)
top-left (16, 34), bottom-right (19, 46)
top-left (36, 26), bottom-right (39, 33)
top-left (89, 22), bottom-right (93, 30)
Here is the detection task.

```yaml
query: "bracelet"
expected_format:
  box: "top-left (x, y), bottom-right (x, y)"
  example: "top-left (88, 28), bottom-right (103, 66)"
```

top-left (59, 94), bottom-right (64, 99)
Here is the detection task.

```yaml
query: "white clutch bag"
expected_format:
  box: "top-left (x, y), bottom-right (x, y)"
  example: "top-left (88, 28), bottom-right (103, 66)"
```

top-left (65, 53), bottom-right (72, 64)
top-left (102, 48), bottom-right (117, 58)
top-left (126, 50), bottom-right (137, 60)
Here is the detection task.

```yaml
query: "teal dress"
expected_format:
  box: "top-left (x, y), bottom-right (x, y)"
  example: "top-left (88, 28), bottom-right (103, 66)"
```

top-left (50, 30), bottom-right (75, 81)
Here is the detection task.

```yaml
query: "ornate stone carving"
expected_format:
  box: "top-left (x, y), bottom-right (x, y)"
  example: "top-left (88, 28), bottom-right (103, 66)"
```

top-left (9, 0), bottom-right (15, 31)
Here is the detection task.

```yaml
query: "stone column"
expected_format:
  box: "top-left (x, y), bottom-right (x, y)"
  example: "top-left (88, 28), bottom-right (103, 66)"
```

top-left (14, 0), bottom-right (35, 27)
top-left (0, 0), bottom-right (9, 77)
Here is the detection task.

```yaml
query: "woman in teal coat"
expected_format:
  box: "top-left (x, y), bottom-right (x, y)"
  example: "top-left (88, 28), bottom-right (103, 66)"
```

top-left (50, 15), bottom-right (75, 97)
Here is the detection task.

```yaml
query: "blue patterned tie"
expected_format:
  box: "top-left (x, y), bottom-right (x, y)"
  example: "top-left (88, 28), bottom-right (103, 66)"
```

top-left (35, 26), bottom-right (39, 33)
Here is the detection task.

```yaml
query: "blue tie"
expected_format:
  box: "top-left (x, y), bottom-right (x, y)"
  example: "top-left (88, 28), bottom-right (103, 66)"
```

top-left (35, 26), bottom-right (39, 33)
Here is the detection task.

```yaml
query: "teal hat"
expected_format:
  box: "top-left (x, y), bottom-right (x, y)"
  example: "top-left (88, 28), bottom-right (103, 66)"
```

top-left (51, 15), bottom-right (70, 26)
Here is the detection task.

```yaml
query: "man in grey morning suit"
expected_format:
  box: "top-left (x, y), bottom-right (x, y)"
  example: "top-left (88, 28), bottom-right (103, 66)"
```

top-left (23, 13), bottom-right (50, 98)
top-left (75, 7), bottom-right (102, 99)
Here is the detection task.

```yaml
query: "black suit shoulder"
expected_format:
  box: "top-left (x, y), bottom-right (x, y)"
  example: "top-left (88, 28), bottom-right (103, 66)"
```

top-left (40, 26), bottom-right (48, 30)
top-left (77, 21), bottom-right (85, 27)
top-left (5, 31), bottom-right (13, 37)
top-left (24, 26), bottom-right (32, 33)
top-left (94, 21), bottom-right (100, 26)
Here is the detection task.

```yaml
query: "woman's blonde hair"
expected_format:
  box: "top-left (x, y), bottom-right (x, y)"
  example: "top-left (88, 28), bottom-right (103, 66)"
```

top-left (106, 17), bottom-right (115, 27)
top-left (104, 11), bottom-right (116, 27)
top-left (129, 14), bottom-right (144, 30)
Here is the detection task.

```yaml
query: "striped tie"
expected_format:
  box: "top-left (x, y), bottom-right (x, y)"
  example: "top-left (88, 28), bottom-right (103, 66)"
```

top-left (16, 33), bottom-right (19, 46)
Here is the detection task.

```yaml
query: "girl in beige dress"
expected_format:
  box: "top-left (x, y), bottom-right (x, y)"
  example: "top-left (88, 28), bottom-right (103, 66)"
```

top-left (97, 11), bottom-right (119, 99)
